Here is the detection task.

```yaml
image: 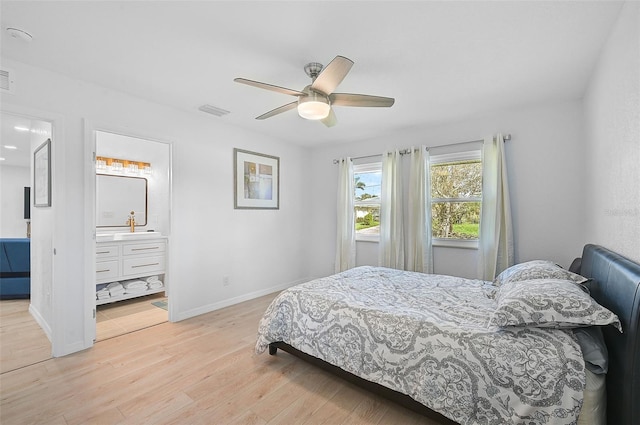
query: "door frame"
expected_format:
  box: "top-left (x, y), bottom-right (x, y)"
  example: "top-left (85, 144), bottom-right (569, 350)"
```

top-left (83, 120), bottom-right (174, 340)
top-left (1, 104), bottom-right (66, 356)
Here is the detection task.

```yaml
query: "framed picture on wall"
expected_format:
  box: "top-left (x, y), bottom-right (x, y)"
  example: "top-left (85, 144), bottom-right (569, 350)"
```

top-left (234, 148), bottom-right (279, 209)
top-left (34, 138), bottom-right (52, 207)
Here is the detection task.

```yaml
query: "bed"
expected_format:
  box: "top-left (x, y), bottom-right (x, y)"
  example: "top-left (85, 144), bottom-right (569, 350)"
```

top-left (256, 244), bottom-right (640, 424)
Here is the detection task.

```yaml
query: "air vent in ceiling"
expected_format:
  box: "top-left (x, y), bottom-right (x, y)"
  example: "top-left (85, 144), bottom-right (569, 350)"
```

top-left (0, 68), bottom-right (15, 94)
top-left (198, 104), bottom-right (230, 117)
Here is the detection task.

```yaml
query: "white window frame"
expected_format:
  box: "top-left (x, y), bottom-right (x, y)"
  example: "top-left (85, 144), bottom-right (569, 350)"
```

top-left (354, 162), bottom-right (382, 242)
top-left (430, 150), bottom-right (482, 249)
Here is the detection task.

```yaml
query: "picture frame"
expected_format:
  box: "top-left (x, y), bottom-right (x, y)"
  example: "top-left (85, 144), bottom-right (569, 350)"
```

top-left (234, 148), bottom-right (279, 209)
top-left (34, 138), bottom-right (52, 207)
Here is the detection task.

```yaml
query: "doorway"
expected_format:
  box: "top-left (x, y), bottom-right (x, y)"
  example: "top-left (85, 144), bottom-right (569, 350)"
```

top-left (0, 111), bottom-right (53, 371)
top-left (93, 130), bottom-right (171, 341)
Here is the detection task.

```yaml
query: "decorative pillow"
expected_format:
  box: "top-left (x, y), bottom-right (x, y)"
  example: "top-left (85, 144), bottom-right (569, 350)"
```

top-left (489, 278), bottom-right (622, 331)
top-left (494, 260), bottom-right (588, 286)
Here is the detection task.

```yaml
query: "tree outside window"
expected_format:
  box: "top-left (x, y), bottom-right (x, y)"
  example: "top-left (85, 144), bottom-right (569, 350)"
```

top-left (430, 152), bottom-right (482, 240)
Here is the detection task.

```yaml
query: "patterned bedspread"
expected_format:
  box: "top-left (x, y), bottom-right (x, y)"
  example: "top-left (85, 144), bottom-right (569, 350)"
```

top-left (256, 266), bottom-right (585, 425)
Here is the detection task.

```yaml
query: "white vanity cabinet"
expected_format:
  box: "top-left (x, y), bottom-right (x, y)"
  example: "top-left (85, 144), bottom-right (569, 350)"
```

top-left (96, 237), bottom-right (167, 305)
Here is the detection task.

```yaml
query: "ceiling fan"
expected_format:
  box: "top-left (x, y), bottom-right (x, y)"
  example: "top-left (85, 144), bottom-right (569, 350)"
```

top-left (234, 55), bottom-right (394, 127)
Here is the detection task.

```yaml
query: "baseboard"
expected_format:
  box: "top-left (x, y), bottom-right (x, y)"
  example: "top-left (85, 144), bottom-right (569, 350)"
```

top-left (52, 340), bottom-right (91, 358)
top-left (173, 277), bottom-right (309, 322)
top-left (29, 304), bottom-right (89, 357)
top-left (28, 303), bottom-right (53, 343)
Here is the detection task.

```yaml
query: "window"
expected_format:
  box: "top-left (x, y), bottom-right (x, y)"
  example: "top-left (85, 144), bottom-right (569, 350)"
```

top-left (353, 162), bottom-right (382, 241)
top-left (430, 150), bottom-right (482, 247)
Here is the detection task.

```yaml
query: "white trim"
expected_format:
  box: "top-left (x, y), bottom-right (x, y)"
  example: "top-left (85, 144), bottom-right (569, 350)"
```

top-left (433, 238), bottom-right (479, 249)
top-left (354, 198), bottom-right (381, 207)
top-left (86, 122), bottom-right (175, 337)
top-left (165, 144), bottom-right (174, 322)
top-left (432, 197), bottom-right (481, 203)
top-left (430, 149), bottom-right (481, 164)
top-left (173, 277), bottom-right (308, 322)
top-left (353, 161), bottom-right (382, 173)
top-left (1, 103), bottom-right (68, 357)
top-left (356, 233), bottom-right (380, 243)
top-left (28, 304), bottom-right (52, 342)
top-left (83, 119), bottom-right (97, 347)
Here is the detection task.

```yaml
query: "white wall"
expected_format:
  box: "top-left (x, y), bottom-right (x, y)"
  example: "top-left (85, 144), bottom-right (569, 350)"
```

top-left (27, 119), bottom-right (56, 345)
top-left (1, 58), bottom-right (310, 355)
top-left (583, 1), bottom-right (640, 263)
top-left (169, 125), bottom-right (310, 318)
top-left (307, 100), bottom-right (587, 280)
top-left (0, 165), bottom-right (29, 237)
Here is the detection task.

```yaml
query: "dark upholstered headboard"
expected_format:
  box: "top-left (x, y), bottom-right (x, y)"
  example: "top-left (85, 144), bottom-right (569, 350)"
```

top-left (579, 244), bottom-right (640, 425)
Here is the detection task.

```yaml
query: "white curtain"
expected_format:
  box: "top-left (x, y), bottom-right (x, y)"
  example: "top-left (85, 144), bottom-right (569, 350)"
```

top-left (379, 150), bottom-right (405, 269)
top-left (478, 134), bottom-right (514, 280)
top-left (335, 158), bottom-right (356, 272)
top-left (406, 146), bottom-right (434, 273)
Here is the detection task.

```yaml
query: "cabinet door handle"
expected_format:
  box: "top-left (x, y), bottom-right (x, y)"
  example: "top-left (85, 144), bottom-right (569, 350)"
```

top-left (132, 262), bottom-right (160, 268)
top-left (97, 251), bottom-right (111, 254)
top-left (97, 269), bottom-right (111, 273)
top-left (131, 247), bottom-right (159, 251)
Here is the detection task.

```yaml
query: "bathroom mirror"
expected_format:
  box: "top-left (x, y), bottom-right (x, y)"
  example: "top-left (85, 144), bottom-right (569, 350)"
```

top-left (96, 174), bottom-right (147, 227)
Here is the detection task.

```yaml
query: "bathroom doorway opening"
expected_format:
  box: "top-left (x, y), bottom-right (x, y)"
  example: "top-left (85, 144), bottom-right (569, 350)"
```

top-left (93, 130), bottom-right (171, 341)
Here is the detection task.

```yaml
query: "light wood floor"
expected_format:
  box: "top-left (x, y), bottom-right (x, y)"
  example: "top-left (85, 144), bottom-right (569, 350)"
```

top-left (0, 299), bottom-right (51, 374)
top-left (0, 293), bottom-right (446, 425)
top-left (96, 293), bottom-right (168, 341)
top-left (1, 293), bottom-right (169, 374)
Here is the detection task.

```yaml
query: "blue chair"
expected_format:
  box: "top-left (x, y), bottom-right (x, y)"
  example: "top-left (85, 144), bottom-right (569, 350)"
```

top-left (0, 238), bottom-right (31, 299)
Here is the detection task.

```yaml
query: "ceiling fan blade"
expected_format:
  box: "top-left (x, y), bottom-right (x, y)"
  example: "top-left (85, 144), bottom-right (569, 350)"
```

top-left (321, 108), bottom-right (337, 127)
top-left (255, 101), bottom-right (298, 120)
top-left (234, 78), bottom-right (304, 97)
top-left (311, 56), bottom-right (354, 95)
top-left (330, 93), bottom-right (395, 107)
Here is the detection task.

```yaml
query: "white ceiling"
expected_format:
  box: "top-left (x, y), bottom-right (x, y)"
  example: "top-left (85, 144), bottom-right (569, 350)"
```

top-left (0, 1), bottom-right (623, 147)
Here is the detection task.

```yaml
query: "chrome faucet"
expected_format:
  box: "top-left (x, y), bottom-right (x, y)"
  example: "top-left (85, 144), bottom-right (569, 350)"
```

top-left (126, 211), bottom-right (136, 233)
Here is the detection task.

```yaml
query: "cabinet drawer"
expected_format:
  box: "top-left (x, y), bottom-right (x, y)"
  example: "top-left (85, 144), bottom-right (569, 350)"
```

top-left (122, 255), bottom-right (165, 276)
top-left (122, 241), bottom-right (165, 256)
top-left (96, 245), bottom-right (119, 259)
top-left (96, 260), bottom-right (119, 282)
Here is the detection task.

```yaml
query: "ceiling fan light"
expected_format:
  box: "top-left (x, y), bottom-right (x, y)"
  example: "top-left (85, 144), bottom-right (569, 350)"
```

top-left (297, 92), bottom-right (330, 120)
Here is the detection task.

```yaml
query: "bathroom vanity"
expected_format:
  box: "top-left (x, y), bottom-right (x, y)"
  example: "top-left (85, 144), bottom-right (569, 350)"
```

top-left (95, 235), bottom-right (166, 305)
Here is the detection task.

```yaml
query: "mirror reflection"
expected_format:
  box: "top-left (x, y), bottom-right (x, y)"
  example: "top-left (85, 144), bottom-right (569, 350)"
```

top-left (96, 174), bottom-right (147, 227)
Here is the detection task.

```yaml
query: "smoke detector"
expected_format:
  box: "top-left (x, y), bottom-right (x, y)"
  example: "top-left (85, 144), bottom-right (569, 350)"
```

top-left (6, 27), bottom-right (33, 42)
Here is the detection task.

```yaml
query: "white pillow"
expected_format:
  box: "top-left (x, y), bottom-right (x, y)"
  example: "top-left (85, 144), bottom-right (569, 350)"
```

top-left (489, 278), bottom-right (622, 331)
top-left (494, 260), bottom-right (588, 286)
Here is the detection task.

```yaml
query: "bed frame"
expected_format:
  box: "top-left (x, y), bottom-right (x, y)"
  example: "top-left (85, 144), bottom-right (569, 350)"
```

top-left (269, 244), bottom-right (640, 424)
top-left (579, 244), bottom-right (640, 425)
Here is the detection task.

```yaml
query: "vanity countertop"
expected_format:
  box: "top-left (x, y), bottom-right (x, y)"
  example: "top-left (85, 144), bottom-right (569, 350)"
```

top-left (96, 232), bottom-right (165, 242)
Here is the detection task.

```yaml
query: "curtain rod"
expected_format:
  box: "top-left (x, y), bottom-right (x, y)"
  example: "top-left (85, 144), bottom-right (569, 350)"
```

top-left (332, 134), bottom-right (511, 164)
